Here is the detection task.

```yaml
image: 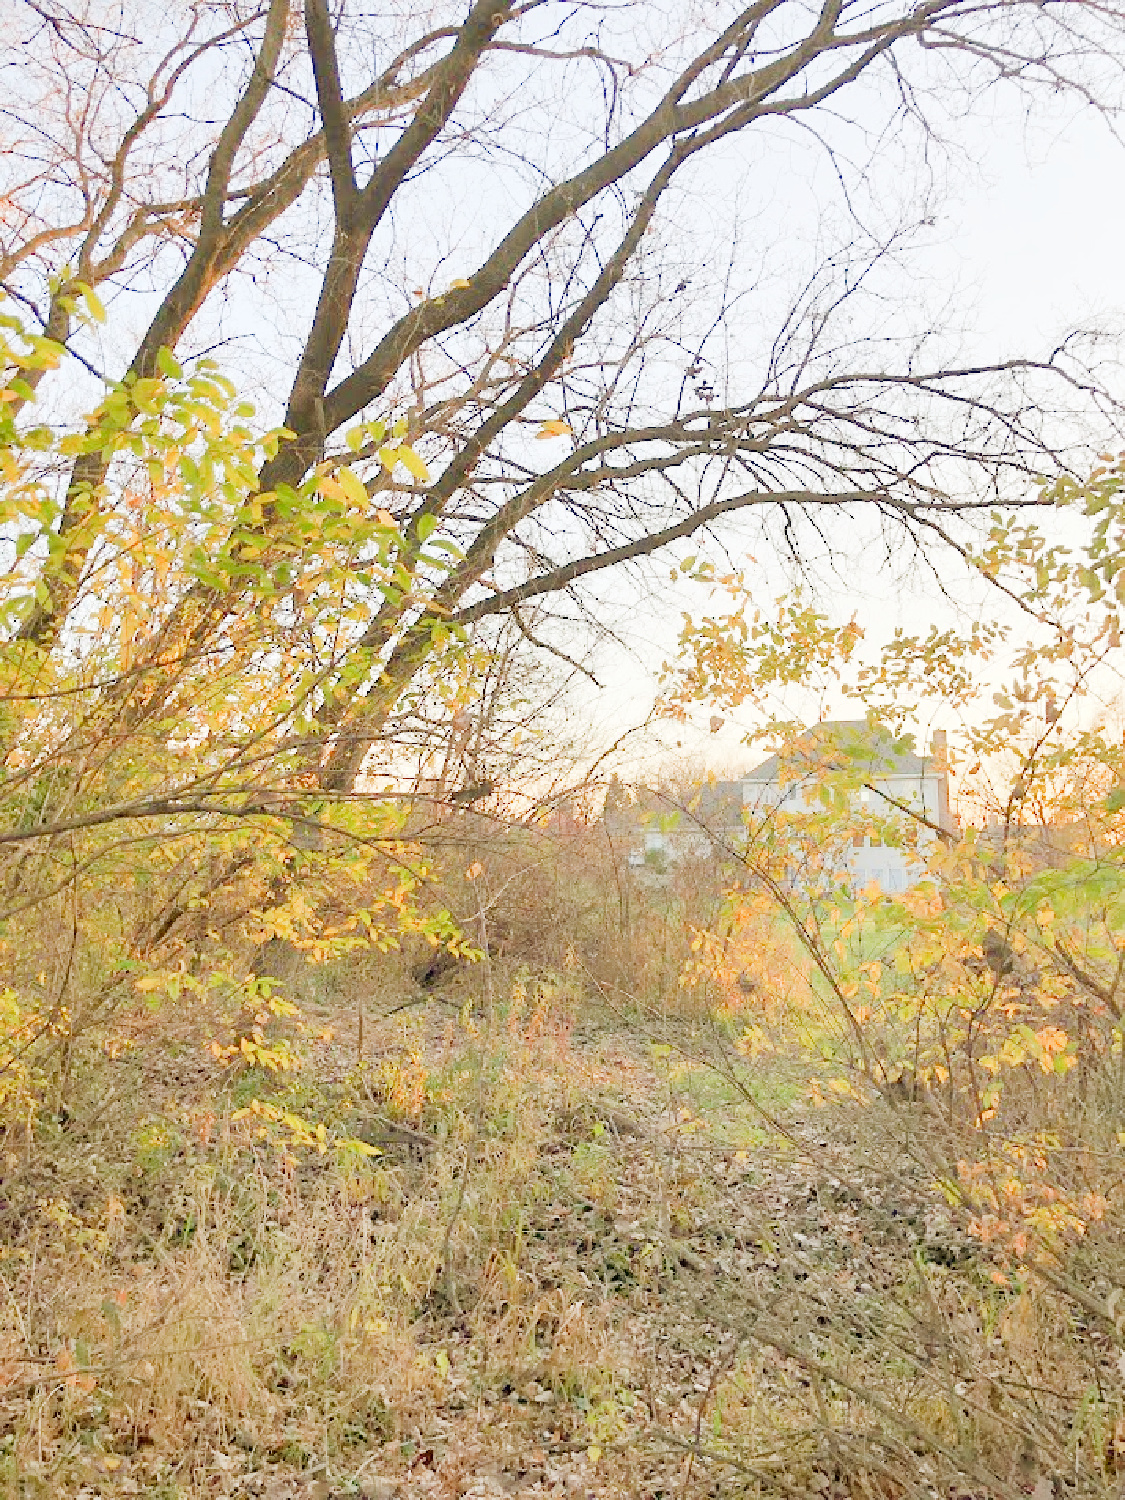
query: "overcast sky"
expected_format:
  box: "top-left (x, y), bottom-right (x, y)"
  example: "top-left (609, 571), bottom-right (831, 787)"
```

top-left (582, 90), bottom-right (1125, 774)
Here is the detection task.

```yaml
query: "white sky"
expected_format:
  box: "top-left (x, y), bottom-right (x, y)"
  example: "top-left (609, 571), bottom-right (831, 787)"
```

top-left (950, 103), bottom-right (1125, 360)
top-left (569, 93), bottom-right (1125, 778)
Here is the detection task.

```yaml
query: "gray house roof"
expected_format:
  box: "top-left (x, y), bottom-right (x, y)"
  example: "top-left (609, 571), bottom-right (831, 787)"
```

top-left (745, 719), bottom-right (933, 784)
top-left (620, 778), bottom-right (745, 828)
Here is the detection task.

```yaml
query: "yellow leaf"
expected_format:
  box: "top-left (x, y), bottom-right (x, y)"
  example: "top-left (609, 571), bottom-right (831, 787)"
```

top-left (536, 418), bottom-right (572, 439)
top-left (448, 278), bottom-right (472, 290)
top-left (375, 508), bottom-right (396, 526)
top-left (339, 1136), bottom-right (381, 1157)
top-left (81, 284), bottom-right (107, 323)
top-left (397, 445), bottom-right (430, 482)
top-left (335, 466), bottom-right (369, 507)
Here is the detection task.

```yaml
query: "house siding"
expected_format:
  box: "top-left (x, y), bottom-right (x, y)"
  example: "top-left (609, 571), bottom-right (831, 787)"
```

top-left (741, 722), bottom-right (953, 894)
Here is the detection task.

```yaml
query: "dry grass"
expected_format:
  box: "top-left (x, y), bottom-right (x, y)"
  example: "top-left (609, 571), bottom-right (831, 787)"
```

top-left (0, 961), bottom-right (1120, 1499)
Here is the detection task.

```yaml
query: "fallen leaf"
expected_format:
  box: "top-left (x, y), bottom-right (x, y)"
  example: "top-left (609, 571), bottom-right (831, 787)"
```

top-left (55, 1347), bottom-right (96, 1393)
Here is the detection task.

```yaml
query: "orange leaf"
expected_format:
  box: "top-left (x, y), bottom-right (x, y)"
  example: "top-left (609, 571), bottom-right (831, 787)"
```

top-left (55, 1348), bottom-right (96, 1392)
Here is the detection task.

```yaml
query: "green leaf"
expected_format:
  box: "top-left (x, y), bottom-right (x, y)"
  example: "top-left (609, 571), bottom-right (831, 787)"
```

top-left (416, 513), bottom-right (438, 543)
top-left (156, 347), bottom-right (183, 380)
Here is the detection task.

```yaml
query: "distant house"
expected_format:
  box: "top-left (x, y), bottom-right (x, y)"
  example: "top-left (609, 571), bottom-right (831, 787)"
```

top-left (743, 720), bottom-right (954, 893)
top-left (605, 778), bottom-right (745, 871)
top-left (606, 722), bottom-right (954, 888)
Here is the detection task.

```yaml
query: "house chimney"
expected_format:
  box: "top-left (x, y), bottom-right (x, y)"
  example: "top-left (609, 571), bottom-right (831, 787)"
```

top-left (931, 730), bottom-right (951, 835)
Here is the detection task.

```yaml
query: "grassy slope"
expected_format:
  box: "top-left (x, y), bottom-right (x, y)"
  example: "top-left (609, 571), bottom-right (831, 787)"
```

top-left (0, 980), bottom-right (1120, 1500)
